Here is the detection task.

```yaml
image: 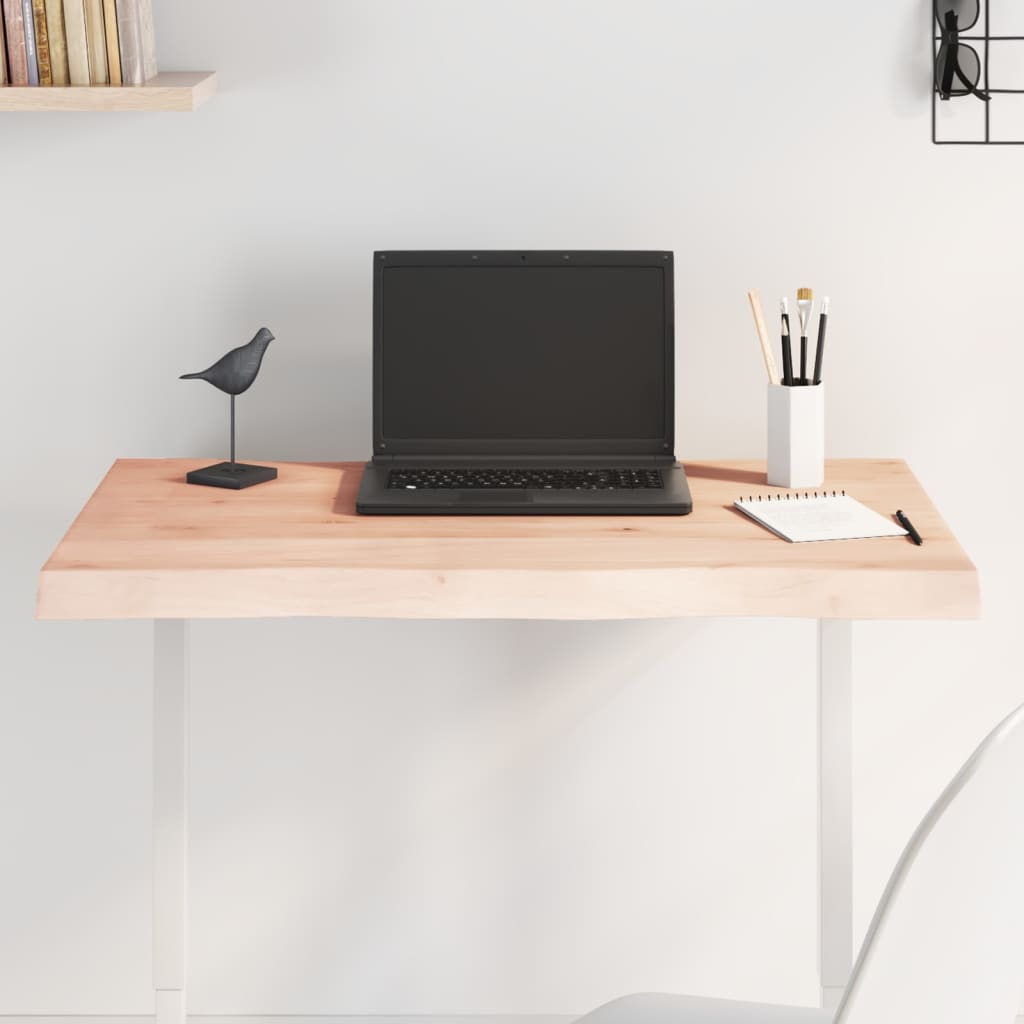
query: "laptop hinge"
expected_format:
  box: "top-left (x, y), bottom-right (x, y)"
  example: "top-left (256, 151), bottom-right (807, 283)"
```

top-left (372, 453), bottom-right (677, 466)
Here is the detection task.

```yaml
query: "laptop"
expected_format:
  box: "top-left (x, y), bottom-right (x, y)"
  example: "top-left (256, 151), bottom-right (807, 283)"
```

top-left (355, 250), bottom-right (692, 515)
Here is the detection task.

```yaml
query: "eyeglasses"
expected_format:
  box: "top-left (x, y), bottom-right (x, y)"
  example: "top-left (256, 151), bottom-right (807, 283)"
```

top-left (935, 0), bottom-right (990, 101)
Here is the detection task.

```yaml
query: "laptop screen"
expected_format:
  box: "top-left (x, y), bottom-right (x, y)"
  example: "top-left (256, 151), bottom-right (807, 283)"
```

top-left (374, 252), bottom-right (673, 456)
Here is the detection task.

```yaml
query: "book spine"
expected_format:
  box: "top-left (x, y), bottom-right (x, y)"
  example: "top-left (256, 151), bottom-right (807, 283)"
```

top-left (21, 0), bottom-right (37, 84)
top-left (2, 0), bottom-right (28, 85)
top-left (83, 0), bottom-right (106, 83)
top-left (101, 0), bottom-right (119, 83)
top-left (32, 0), bottom-right (51, 85)
top-left (137, 0), bottom-right (155, 79)
top-left (44, 0), bottom-right (69, 85)
top-left (0, 6), bottom-right (8, 85)
top-left (62, 0), bottom-right (89, 83)
top-left (114, 0), bottom-right (139, 83)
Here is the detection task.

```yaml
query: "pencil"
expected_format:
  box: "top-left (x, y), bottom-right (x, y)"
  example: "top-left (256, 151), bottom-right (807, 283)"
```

top-left (748, 290), bottom-right (780, 385)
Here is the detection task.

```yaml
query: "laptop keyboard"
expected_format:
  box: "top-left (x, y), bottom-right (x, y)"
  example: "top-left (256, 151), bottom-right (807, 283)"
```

top-left (387, 468), bottom-right (664, 490)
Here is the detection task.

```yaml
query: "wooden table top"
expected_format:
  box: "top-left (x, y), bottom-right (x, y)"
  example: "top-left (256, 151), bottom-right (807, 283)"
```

top-left (36, 459), bottom-right (979, 621)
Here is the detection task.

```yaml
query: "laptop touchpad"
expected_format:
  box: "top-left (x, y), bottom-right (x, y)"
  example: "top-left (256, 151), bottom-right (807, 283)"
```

top-left (458, 492), bottom-right (533, 504)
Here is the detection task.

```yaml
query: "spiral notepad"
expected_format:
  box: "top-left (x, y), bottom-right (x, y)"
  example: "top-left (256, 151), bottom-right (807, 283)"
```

top-left (735, 490), bottom-right (908, 544)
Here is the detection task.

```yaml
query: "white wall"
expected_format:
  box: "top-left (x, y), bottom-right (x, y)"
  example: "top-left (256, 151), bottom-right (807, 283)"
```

top-left (2, 0), bottom-right (1023, 1016)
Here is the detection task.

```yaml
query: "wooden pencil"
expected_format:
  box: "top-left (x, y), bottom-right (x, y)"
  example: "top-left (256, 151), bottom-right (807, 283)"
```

top-left (748, 289), bottom-right (780, 385)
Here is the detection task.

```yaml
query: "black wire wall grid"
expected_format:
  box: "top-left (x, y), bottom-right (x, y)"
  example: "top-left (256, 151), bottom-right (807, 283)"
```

top-left (934, 0), bottom-right (1024, 143)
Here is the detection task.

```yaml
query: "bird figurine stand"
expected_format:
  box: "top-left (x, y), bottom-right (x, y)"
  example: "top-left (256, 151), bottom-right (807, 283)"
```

top-left (180, 327), bottom-right (278, 490)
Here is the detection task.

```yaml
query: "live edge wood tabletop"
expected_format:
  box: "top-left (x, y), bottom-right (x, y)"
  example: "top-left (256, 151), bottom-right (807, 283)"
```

top-left (35, 459), bottom-right (979, 622)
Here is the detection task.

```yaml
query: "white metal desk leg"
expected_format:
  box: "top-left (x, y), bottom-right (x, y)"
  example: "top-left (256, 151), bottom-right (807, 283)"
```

top-left (154, 620), bottom-right (188, 1024)
top-left (818, 619), bottom-right (852, 1009)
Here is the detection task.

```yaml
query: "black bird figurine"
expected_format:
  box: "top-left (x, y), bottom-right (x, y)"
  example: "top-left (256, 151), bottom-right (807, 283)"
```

top-left (180, 326), bottom-right (274, 396)
top-left (179, 327), bottom-right (278, 490)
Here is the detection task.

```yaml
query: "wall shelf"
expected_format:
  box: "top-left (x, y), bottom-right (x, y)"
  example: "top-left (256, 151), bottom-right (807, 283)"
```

top-left (0, 72), bottom-right (216, 112)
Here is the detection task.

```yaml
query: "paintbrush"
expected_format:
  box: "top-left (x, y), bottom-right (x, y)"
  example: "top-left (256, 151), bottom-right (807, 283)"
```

top-left (781, 298), bottom-right (794, 386)
top-left (812, 297), bottom-right (829, 385)
top-left (797, 287), bottom-right (814, 385)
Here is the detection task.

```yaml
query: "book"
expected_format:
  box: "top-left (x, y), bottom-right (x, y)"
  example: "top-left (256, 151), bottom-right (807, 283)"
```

top-left (83, 0), bottom-right (107, 83)
top-left (138, 0), bottom-right (156, 78)
top-left (734, 491), bottom-right (908, 544)
top-left (2, 0), bottom-right (28, 85)
top-left (32, 0), bottom-right (51, 85)
top-left (44, 0), bottom-right (70, 85)
top-left (115, 0), bottom-right (157, 85)
top-left (0, 9), bottom-right (7, 84)
top-left (22, 0), bottom-right (38, 84)
top-left (63, 0), bottom-right (89, 83)
top-left (102, 0), bottom-right (119, 84)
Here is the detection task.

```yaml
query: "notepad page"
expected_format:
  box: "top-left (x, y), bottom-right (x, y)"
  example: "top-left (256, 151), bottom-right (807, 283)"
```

top-left (734, 494), bottom-right (908, 543)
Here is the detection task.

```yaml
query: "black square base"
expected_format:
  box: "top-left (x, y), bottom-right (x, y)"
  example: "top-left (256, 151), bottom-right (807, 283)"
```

top-left (186, 462), bottom-right (278, 490)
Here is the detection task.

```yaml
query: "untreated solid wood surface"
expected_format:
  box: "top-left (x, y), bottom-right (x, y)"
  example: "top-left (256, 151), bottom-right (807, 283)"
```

top-left (0, 72), bottom-right (217, 112)
top-left (36, 459), bottom-right (979, 621)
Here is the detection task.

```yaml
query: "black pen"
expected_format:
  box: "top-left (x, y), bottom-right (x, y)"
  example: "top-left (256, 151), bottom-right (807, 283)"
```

top-left (895, 510), bottom-right (923, 545)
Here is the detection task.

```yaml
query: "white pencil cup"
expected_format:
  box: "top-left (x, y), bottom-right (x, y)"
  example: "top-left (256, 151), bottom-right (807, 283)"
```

top-left (767, 383), bottom-right (824, 489)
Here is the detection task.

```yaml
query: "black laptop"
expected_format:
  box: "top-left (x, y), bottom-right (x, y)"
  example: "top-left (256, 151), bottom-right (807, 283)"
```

top-left (356, 250), bottom-right (692, 515)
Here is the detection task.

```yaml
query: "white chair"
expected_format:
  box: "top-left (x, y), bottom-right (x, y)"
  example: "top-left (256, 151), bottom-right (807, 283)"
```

top-left (576, 702), bottom-right (1024, 1024)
